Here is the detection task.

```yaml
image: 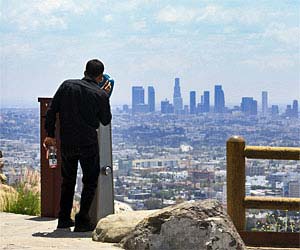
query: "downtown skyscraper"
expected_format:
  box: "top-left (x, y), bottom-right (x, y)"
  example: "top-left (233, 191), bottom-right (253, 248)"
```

top-left (262, 91), bottom-right (268, 115)
top-left (203, 91), bottom-right (210, 113)
top-left (214, 85), bottom-right (225, 113)
top-left (189, 91), bottom-right (196, 114)
top-left (292, 100), bottom-right (299, 118)
top-left (286, 100), bottom-right (299, 118)
top-left (132, 86), bottom-right (156, 113)
top-left (132, 86), bottom-right (144, 105)
top-left (241, 97), bottom-right (258, 115)
top-left (173, 78), bottom-right (183, 114)
top-left (132, 86), bottom-right (145, 113)
top-left (198, 91), bottom-right (210, 113)
top-left (161, 99), bottom-right (174, 114)
top-left (148, 86), bottom-right (155, 112)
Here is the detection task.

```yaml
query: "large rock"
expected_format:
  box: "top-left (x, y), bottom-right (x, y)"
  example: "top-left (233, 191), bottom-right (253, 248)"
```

top-left (92, 210), bottom-right (157, 243)
top-left (121, 199), bottom-right (246, 250)
top-left (114, 200), bottom-right (133, 214)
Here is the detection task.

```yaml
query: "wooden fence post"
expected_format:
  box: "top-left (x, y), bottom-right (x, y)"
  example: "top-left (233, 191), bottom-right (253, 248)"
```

top-left (227, 136), bottom-right (246, 231)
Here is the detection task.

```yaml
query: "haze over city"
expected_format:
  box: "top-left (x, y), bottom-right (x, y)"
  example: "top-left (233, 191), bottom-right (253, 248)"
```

top-left (1, 0), bottom-right (299, 107)
top-left (1, 1), bottom-right (300, 243)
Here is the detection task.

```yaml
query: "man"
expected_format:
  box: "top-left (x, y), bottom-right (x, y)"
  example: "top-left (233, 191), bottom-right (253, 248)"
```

top-left (43, 59), bottom-right (112, 232)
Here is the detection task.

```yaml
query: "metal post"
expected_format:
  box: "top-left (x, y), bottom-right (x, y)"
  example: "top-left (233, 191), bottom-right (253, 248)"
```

top-left (226, 136), bottom-right (246, 231)
top-left (89, 123), bottom-right (114, 225)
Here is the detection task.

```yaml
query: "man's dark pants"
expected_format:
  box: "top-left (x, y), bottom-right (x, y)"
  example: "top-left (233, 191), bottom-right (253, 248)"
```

top-left (58, 143), bottom-right (100, 222)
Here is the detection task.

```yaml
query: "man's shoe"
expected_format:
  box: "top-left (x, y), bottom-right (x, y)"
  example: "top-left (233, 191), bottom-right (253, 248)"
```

top-left (74, 213), bottom-right (95, 232)
top-left (57, 218), bottom-right (75, 228)
top-left (73, 223), bottom-right (95, 232)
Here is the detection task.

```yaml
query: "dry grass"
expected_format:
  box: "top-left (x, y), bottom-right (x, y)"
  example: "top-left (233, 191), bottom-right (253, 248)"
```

top-left (0, 184), bottom-right (17, 211)
top-left (1, 168), bottom-right (85, 218)
top-left (0, 168), bottom-right (41, 216)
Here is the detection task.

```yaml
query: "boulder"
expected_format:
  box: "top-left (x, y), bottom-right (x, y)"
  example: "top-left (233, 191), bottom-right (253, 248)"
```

top-left (114, 200), bottom-right (133, 214)
top-left (92, 210), bottom-right (157, 243)
top-left (121, 199), bottom-right (246, 250)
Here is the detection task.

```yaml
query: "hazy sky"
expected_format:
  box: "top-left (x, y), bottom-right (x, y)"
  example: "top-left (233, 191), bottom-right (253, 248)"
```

top-left (1, 0), bottom-right (299, 107)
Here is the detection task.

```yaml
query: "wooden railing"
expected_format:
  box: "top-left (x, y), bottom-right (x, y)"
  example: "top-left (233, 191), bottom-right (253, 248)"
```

top-left (226, 136), bottom-right (300, 247)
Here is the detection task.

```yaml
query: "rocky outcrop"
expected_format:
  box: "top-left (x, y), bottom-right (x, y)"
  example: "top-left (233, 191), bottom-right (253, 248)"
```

top-left (121, 199), bottom-right (246, 250)
top-left (92, 210), bottom-right (156, 243)
top-left (114, 200), bottom-right (133, 214)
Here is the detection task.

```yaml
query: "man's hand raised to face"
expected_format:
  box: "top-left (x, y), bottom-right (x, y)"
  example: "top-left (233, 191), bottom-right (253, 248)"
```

top-left (101, 80), bottom-right (112, 94)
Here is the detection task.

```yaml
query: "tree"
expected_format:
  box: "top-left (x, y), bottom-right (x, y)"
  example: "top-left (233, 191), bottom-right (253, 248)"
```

top-left (144, 198), bottom-right (162, 210)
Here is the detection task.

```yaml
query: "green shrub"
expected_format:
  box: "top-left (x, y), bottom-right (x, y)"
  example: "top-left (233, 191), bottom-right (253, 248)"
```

top-left (4, 183), bottom-right (40, 216)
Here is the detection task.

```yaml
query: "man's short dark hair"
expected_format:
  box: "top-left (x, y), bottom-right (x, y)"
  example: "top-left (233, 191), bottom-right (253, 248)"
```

top-left (85, 59), bottom-right (104, 78)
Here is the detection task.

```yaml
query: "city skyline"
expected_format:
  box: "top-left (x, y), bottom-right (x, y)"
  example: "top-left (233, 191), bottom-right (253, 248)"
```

top-left (1, 76), bottom-right (299, 108)
top-left (1, 1), bottom-right (299, 107)
top-left (131, 81), bottom-right (298, 113)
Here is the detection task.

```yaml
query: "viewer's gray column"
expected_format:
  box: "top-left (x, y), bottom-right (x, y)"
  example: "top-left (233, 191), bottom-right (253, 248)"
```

top-left (90, 123), bottom-right (114, 225)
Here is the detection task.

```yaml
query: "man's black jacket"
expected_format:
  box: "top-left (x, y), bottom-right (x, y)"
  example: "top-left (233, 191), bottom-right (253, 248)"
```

top-left (45, 76), bottom-right (112, 146)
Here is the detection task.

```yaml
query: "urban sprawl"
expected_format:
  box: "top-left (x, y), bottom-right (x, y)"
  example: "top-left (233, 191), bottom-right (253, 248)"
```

top-left (0, 78), bottom-right (299, 232)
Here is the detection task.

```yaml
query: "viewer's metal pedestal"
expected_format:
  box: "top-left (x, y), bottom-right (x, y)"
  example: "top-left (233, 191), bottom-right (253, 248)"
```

top-left (90, 123), bottom-right (115, 225)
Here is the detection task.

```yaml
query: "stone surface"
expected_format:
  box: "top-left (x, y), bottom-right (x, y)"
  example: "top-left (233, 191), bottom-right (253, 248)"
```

top-left (114, 200), bottom-right (133, 214)
top-left (92, 210), bottom-right (156, 243)
top-left (0, 212), bottom-right (122, 250)
top-left (121, 199), bottom-right (247, 250)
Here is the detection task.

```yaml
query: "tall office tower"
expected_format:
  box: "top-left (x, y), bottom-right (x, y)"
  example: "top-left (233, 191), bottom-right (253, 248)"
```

top-left (161, 99), bottom-right (174, 114)
top-left (203, 91), bottom-right (210, 113)
top-left (132, 86), bottom-right (145, 113)
top-left (292, 100), bottom-right (299, 118)
top-left (200, 95), bottom-right (204, 105)
top-left (241, 97), bottom-right (258, 115)
top-left (189, 91), bottom-right (196, 114)
top-left (252, 100), bottom-right (258, 115)
top-left (173, 78), bottom-right (183, 114)
top-left (148, 86), bottom-right (155, 112)
top-left (262, 91), bottom-right (268, 115)
top-left (214, 85), bottom-right (225, 113)
top-left (271, 105), bottom-right (279, 116)
top-left (196, 103), bottom-right (202, 114)
top-left (183, 105), bottom-right (189, 115)
top-left (285, 105), bottom-right (292, 117)
top-left (197, 95), bottom-right (204, 113)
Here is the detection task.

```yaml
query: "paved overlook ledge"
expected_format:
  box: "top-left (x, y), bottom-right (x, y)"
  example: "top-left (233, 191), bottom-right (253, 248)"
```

top-left (0, 212), bottom-right (298, 250)
top-left (0, 212), bottom-right (121, 250)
